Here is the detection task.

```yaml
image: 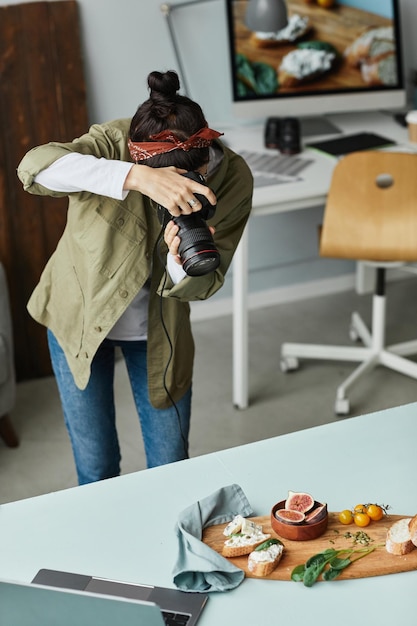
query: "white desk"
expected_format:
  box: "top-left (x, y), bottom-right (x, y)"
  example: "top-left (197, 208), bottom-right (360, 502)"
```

top-left (225, 111), bottom-right (412, 409)
top-left (0, 401), bottom-right (416, 625)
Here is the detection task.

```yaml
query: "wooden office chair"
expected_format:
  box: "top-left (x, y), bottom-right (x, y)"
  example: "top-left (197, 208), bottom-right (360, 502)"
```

top-left (280, 151), bottom-right (417, 415)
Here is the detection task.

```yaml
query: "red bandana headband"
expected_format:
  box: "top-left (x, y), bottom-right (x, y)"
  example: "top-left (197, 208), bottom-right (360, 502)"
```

top-left (128, 127), bottom-right (223, 162)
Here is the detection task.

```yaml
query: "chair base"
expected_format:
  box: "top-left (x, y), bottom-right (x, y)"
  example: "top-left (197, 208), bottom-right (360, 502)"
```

top-left (280, 293), bottom-right (417, 416)
top-left (0, 414), bottom-right (19, 448)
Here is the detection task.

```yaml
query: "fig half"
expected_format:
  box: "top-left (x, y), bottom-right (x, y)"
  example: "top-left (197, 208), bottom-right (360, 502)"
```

top-left (305, 503), bottom-right (328, 524)
top-left (275, 509), bottom-right (305, 524)
top-left (285, 490), bottom-right (315, 513)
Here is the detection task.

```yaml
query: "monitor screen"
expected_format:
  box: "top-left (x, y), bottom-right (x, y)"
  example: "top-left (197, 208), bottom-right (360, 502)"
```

top-left (225, 0), bottom-right (406, 121)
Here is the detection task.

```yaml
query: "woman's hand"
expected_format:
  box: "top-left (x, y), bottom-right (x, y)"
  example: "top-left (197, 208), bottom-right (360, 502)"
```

top-left (164, 220), bottom-right (215, 265)
top-left (123, 164), bottom-right (216, 216)
top-left (164, 220), bottom-right (181, 264)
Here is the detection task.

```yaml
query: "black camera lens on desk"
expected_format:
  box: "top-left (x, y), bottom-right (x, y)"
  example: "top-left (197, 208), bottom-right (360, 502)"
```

top-left (264, 116), bottom-right (281, 149)
top-left (265, 116), bottom-right (301, 154)
top-left (157, 171), bottom-right (220, 277)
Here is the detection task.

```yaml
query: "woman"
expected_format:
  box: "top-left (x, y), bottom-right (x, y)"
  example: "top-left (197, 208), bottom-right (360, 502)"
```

top-left (17, 70), bottom-right (253, 485)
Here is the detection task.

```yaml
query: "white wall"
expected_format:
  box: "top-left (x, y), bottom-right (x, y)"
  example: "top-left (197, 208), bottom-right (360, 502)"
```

top-left (5, 0), bottom-right (414, 128)
top-left (76, 0), bottom-right (233, 125)
top-left (3, 0), bottom-right (416, 303)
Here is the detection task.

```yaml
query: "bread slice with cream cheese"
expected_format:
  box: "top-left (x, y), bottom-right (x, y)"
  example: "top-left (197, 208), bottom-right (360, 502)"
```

top-left (250, 14), bottom-right (311, 48)
top-left (247, 540), bottom-right (284, 577)
top-left (222, 515), bottom-right (271, 558)
top-left (278, 47), bottom-right (337, 87)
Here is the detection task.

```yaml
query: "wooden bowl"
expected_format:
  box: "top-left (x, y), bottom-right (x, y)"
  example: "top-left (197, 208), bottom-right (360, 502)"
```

top-left (271, 500), bottom-right (328, 541)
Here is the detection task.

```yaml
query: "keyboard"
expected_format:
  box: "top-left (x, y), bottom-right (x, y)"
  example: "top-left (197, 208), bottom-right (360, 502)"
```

top-left (162, 609), bottom-right (191, 626)
top-left (238, 149), bottom-right (313, 188)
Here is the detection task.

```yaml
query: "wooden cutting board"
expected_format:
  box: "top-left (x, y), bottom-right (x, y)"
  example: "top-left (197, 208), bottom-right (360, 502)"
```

top-left (202, 513), bottom-right (417, 582)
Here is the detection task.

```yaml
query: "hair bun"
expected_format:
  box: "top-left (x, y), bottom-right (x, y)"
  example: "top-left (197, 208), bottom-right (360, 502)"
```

top-left (129, 69), bottom-right (208, 151)
top-left (148, 70), bottom-right (180, 100)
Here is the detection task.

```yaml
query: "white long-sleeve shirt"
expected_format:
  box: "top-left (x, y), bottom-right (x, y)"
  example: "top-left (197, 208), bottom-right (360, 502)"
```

top-left (35, 153), bottom-right (186, 340)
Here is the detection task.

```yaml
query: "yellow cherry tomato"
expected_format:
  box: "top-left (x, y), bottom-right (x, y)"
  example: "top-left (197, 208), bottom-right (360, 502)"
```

top-left (366, 504), bottom-right (384, 521)
top-left (338, 509), bottom-right (353, 525)
top-left (316, 0), bottom-right (336, 8)
top-left (353, 504), bottom-right (367, 514)
top-left (354, 512), bottom-right (371, 527)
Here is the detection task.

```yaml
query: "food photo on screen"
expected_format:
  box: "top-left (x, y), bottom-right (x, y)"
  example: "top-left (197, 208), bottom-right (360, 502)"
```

top-left (226, 0), bottom-right (402, 100)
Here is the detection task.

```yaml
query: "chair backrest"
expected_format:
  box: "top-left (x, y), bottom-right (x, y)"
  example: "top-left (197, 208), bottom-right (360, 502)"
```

top-left (320, 151), bottom-right (417, 262)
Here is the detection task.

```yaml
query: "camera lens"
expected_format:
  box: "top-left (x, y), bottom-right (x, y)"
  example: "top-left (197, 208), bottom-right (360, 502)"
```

top-left (174, 213), bottom-right (220, 276)
top-left (279, 117), bottom-right (301, 154)
top-left (156, 171), bottom-right (220, 276)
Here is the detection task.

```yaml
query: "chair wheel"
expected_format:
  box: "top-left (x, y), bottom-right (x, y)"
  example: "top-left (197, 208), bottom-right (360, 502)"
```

top-left (280, 356), bottom-right (299, 372)
top-left (335, 397), bottom-right (350, 416)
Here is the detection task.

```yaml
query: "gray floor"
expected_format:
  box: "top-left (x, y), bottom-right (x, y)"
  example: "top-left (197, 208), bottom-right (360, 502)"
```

top-left (1, 277), bottom-right (417, 504)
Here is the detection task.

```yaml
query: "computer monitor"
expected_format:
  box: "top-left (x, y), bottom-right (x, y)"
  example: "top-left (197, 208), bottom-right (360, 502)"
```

top-left (225, 0), bottom-right (406, 123)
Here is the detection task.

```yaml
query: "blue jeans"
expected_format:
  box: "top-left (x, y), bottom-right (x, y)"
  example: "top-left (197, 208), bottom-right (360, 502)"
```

top-left (47, 330), bottom-right (191, 485)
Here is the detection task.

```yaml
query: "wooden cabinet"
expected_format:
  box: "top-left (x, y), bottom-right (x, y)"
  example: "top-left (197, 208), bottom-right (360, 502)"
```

top-left (0, 1), bottom-right (88, 381)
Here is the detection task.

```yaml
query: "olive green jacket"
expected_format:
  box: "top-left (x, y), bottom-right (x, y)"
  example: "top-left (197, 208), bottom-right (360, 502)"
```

top-left (17, 119), bottom-right (253, 408)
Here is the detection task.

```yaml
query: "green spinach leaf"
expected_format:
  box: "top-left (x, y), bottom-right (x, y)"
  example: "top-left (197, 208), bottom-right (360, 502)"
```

top-left (235, 53), bottom-right (278, 96)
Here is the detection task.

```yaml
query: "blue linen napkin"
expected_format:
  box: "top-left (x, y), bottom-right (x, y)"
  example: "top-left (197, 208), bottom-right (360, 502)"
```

top-left (172, 483), bottom-right (254, 593)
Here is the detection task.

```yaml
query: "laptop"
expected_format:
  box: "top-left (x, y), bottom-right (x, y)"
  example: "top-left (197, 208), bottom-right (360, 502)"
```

top-left (0, 570), bottom-right (208, 626)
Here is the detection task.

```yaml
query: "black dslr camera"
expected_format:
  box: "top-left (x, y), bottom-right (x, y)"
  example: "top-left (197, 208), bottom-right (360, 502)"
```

top-left (157, 171), bottom-right (220, 276)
